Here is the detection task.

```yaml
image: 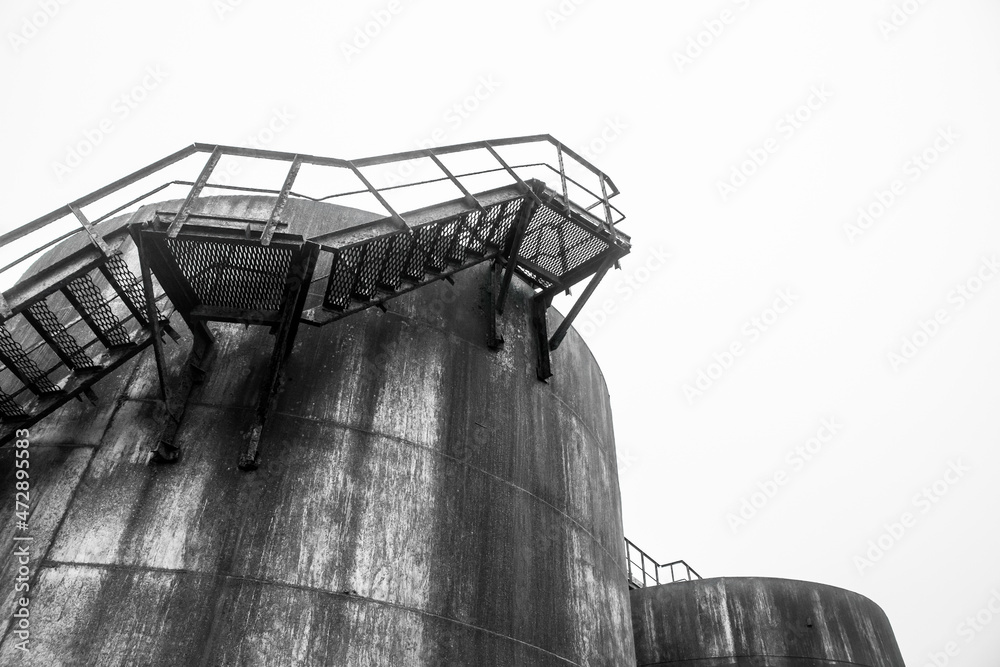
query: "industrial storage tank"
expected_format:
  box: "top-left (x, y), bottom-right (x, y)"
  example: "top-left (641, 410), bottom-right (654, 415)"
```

top-left (631, 577), bottom-right (906, 667)
top-left (0, 139), bottom-right (636, 665)
top-left (0, 138), bottom-right (909, 666)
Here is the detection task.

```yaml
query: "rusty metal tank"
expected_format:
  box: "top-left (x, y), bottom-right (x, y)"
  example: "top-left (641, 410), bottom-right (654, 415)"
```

top-left (631, 577), bottom-right (906, 667)
top-left (0, 196), bottom-right (634, 665)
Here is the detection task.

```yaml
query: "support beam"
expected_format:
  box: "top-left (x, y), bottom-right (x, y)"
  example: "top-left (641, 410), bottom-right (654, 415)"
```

top-left (495, 192), bottom-right (539, 314)
top-left (486, 260), bottom-right (504, 350)
top-left (537, 246), bottom-right (627, 302)
top-left (549, 258), bottom-right (614, 351)
top-left (240, 242), bottom-right (319, 470)
top-left (532, 295), bottom-right (552, 382)
top-left (130, 223), bottom-right (216, 350)
top-left (137, 231), bottom-right (170, 404)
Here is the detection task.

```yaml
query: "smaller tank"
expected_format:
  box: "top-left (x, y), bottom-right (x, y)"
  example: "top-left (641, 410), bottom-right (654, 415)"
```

top-left (631, 577), bottom-right (906, 667)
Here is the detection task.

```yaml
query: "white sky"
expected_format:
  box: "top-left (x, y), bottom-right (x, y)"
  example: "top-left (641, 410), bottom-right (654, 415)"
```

top-left (3, 1), bottom-right (1000, 665)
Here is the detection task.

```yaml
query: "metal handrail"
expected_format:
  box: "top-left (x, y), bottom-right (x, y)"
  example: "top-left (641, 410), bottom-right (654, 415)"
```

top-left (625, 537), bottom-right (702, 588)
top-left (1, 135), bottom-right (625, 289)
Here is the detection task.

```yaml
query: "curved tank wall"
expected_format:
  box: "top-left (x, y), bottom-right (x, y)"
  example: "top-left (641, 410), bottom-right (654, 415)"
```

top-left (631, 577), bottom-right (906, 667)
top-left (0, 196), bottom-right (634, 666)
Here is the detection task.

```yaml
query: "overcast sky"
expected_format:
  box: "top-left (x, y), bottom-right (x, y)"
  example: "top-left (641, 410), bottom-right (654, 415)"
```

top-left (3, 1), bottom-right (1000, 665)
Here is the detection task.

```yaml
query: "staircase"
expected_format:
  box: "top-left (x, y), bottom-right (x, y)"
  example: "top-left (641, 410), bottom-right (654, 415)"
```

top-left (0, 222), bottom-right (177, 445)
top-left (0, 136), bottom-right (630, 454)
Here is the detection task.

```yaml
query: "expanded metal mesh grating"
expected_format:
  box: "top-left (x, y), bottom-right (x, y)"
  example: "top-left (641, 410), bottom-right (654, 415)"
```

top-left (24, 299), bottom-right (99, 371)
top-left (405, 225), bottom-right (437, 280)
top-left (491, 199), bottom-right (521, 251)
top-left (445, 217), bottom-right (469, 264)
top-left (0, 387), bottom-right (27, 420)
top-left (520, 203), bottom-right (607, 277)
top-left (325, 246), bottom-right (364, 309)
top-left (0, 324), bottom-right (61, 394)
top-left (423, 224), bottom-right (448, 272)
top-left (65, 275), bottom-right (133, 348)
top-left (166, 239), bottom-right (293, 312)
top-left (462, 210), bottom-right (487, 255)
top-left (354, 239), bottom-right (389, 300)
top-left (434, 219), bottom-right (465, 270)
top-left (311, 192), bottom-right (615, 319)
top-left (102, 252), bottom-right (160, 325)
top-left (377, 233), bottom-right (412, 291)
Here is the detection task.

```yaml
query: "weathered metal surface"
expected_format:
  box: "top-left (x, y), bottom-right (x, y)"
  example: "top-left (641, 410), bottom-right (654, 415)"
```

top-left (631, 577), bottom-right (906, 667)
top-left (0, 196), bottom-right (633, 666)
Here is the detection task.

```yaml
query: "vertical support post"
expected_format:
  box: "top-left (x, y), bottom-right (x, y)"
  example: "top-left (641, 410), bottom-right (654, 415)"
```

top-left (548, 258), bottom-right (614, 351)
top-left (599, 176), bottom-right (618, 244)
top-left (240, 242), bottom-right (319, 470)
top-left (532, 294), bottom-right (552, 381)
top-left (130, 222), bottom-right (215, 465)
top-left (599, 176), bottom-right (621, 270)
top-left (130, 223), bottom-right (215, 353)
top-left (167, 147), bottom-right (222, 238)
top-left (137, 231), bottom-right (169, 404)
top-left (496, 186), bottom-right (540, 314)
top-left (555, 143), bottom-right (572, 215)
top-left (486, 260), bottom-right (504, 350)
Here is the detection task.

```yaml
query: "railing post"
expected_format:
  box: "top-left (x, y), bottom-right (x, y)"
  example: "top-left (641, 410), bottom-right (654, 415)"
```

top-left (599, 176), bottom-right (618, 244)
top-left (483, 143), bottom-right (542, 207)
top-left (346, 161), bottom-right (408, 230)
top-left (167, 147), bottom-right (222, 238)
top-left (555, 143), bottom-right (572, 216)
top-left (69, 204), bottom-right (112, 256)
top-left (425, 151), bottom-right (486, 213)
top-left (261, 155), bottom-right (302, 246)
